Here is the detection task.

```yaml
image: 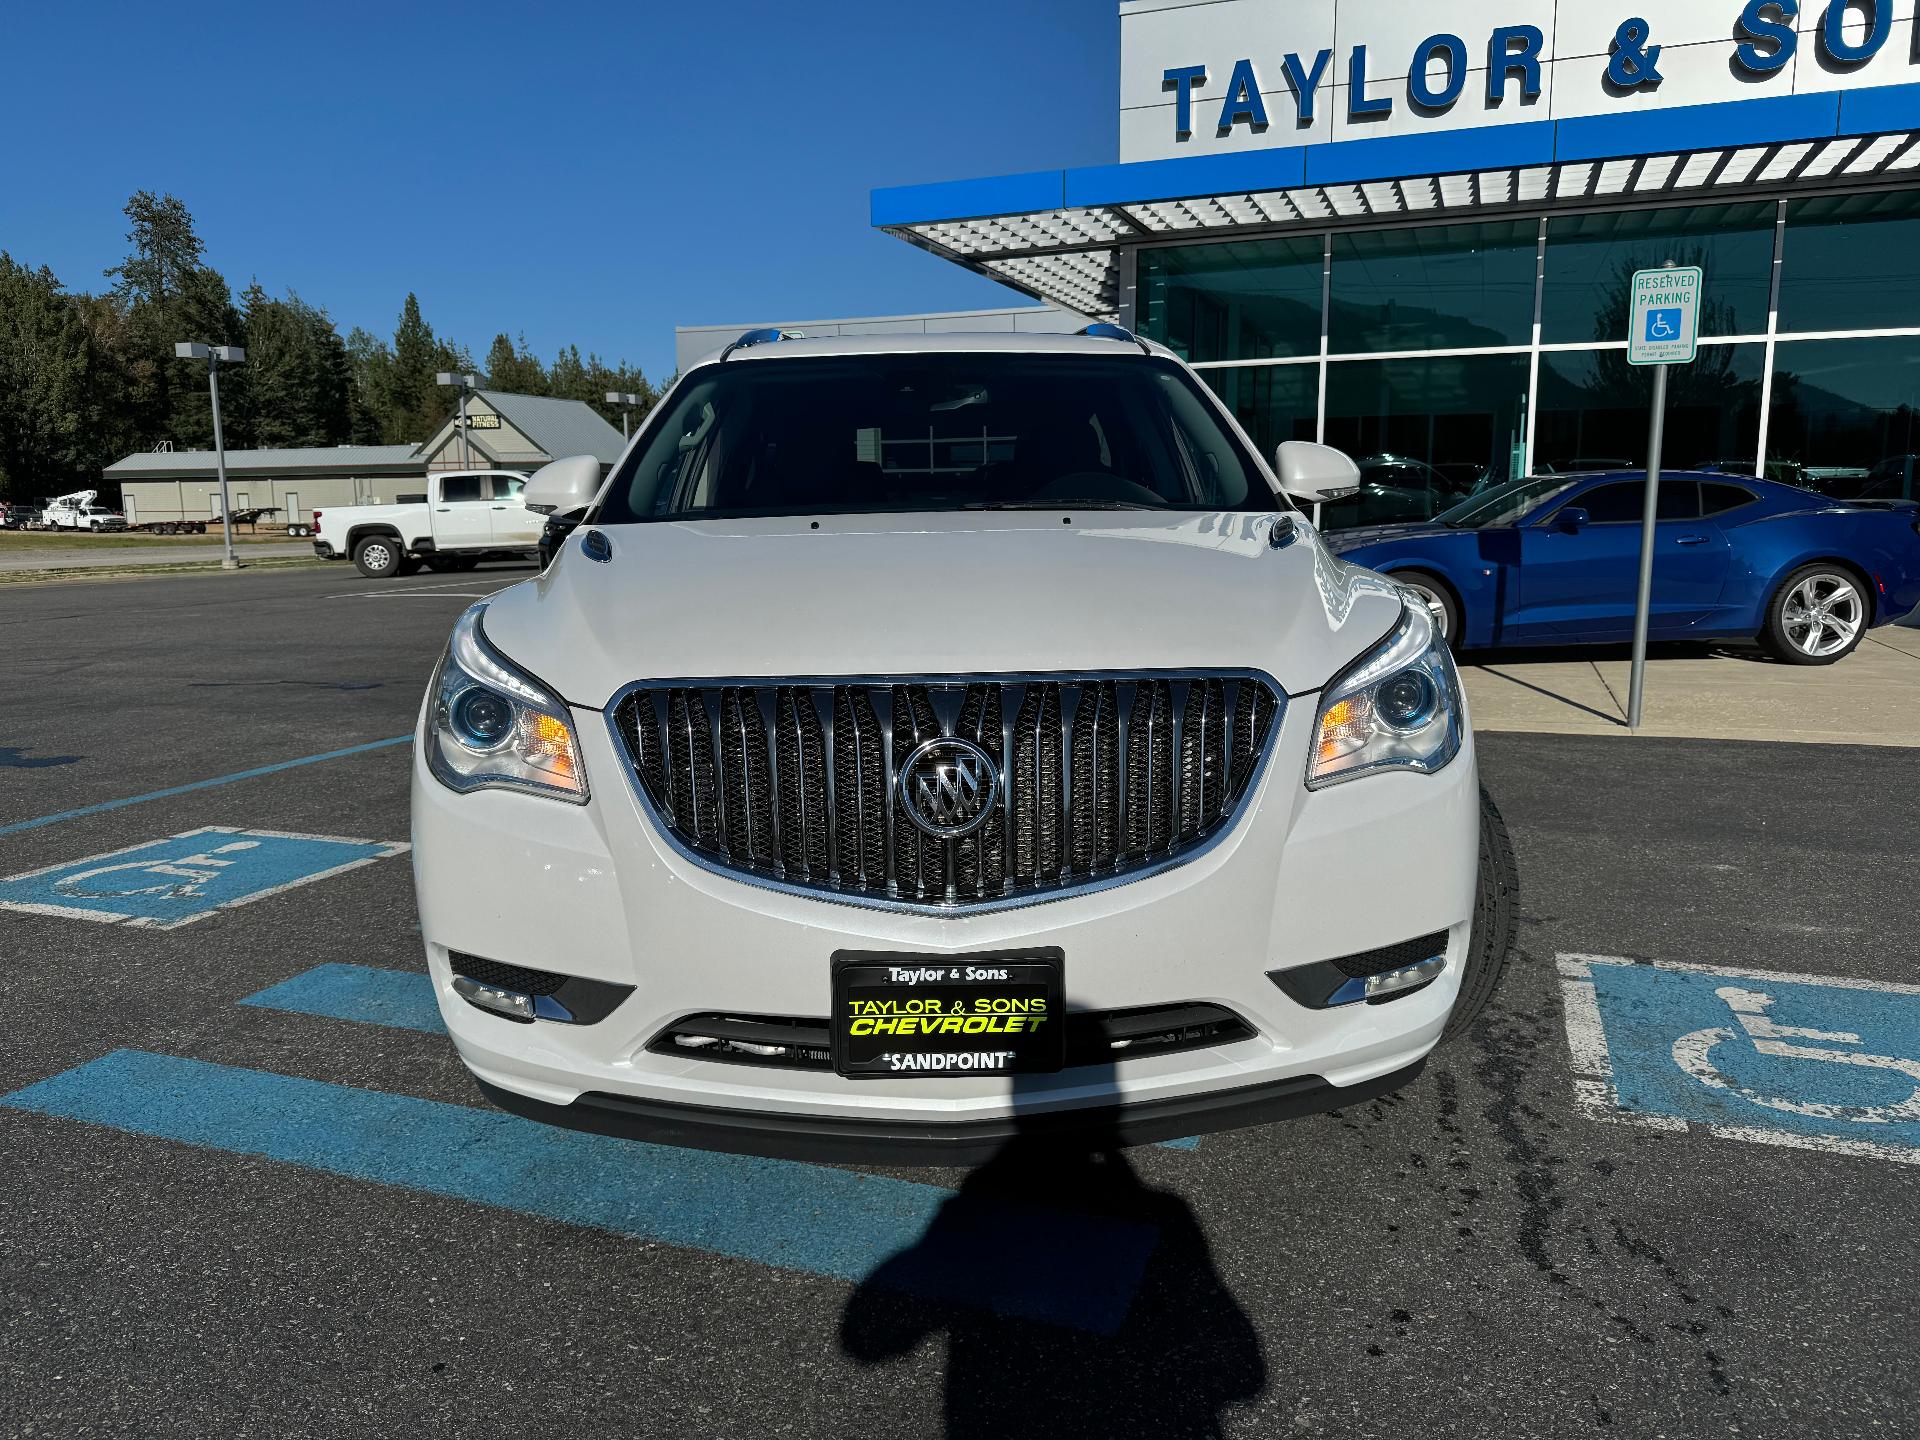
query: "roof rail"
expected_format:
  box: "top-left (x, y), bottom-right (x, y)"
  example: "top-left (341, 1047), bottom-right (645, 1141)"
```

top-left (720, 327), bottom-right (805, 361)
top-left (1078, 322), bottom-right (1151, 355)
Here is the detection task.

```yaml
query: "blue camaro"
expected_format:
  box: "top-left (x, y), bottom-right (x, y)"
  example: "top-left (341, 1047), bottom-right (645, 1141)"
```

top-left (1323, 471), bottom-right (1920, 664)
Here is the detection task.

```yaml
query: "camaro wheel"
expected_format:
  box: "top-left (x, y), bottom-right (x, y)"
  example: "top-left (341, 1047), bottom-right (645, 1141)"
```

top-left (1442, 787), bottom-right (1520, 1043)
top-left (352, 536), bottom-right (402, 579)
top-left (1764, 565), bottom-right (1867, 665)
top-left (1396, 570), bottom-right (1460, 645)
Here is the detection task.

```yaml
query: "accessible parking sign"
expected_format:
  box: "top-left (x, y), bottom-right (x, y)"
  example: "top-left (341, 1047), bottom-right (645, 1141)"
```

top-left (1628, 266), bottom-right (1701, 365)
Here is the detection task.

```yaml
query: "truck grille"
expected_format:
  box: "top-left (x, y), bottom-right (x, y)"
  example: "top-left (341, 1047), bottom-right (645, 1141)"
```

top-left (610, 674), bottom-right (1282, 910)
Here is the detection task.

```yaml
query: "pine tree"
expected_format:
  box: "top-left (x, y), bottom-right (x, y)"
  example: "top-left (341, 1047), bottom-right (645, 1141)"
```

top-left (345, 327), bottom-right (393, 444)
top-left (0, 254), bottom-right (91, 500)
top-left (485, 332), bottom-right (548, 395)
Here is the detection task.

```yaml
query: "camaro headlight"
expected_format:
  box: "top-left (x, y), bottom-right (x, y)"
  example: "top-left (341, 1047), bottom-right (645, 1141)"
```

top-left (1307, 601), bottom-right (1462, 789)
top-left (426, 604), bottom-right (586, 802)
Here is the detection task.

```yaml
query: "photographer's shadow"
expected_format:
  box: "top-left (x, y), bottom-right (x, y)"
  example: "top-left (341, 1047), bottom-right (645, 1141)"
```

top-left (838, 1062), bottom-right (1266, 1439)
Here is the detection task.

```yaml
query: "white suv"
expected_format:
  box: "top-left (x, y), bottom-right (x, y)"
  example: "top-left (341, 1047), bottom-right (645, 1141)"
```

top-left (411, 329), bottom-right (1516, 1163)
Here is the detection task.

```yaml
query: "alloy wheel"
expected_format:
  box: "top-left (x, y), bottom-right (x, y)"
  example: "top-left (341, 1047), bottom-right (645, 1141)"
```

top-left (1405, 580), bottom-right (1452, 640)
top-left (1781, 572), bottom-right (1863, 658)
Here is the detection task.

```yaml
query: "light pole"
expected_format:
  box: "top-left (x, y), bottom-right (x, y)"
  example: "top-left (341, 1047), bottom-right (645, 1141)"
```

top-left (437, 372), bottom-right (481, 468)
top-left (606, 391), bottom-right (644, 440)
top-left (174, 342), bottom-right (246, 570)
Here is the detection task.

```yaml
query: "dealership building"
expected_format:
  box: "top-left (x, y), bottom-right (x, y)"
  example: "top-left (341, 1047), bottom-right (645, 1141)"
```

top-left (869, 0), bottom-right (1920, 502)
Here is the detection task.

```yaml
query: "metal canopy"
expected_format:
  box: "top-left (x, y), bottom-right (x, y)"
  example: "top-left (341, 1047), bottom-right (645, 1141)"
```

top-left (874, 84), bottom-right (1920, 321)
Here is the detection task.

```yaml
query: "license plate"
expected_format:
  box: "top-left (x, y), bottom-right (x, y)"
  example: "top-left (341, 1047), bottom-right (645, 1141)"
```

top-left (830, 948), bottom-right (1065, 1079)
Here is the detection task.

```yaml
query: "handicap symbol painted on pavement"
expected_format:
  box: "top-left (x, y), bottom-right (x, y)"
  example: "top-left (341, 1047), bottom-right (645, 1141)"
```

top-left (1559, 954), bottom-right (1920, 1165)
top-left (0, 826), bottom-right (408, 929)
top-left (1644, 307), bottom-right (1682, 342)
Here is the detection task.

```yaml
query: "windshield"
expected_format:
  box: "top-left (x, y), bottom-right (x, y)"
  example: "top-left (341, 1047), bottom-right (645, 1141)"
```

top-left (596, 353), bottom-right (1277, 523)
top-left (1438, 475), bottom-right (1579, 529)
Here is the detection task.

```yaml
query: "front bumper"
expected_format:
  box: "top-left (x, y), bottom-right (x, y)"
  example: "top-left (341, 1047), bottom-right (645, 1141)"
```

top-left (411, 694), bottom-right (1480, 1158)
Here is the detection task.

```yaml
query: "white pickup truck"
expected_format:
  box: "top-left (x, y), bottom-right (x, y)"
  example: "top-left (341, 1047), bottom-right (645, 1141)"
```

top-left (312, 470), bottom-right (545, 578)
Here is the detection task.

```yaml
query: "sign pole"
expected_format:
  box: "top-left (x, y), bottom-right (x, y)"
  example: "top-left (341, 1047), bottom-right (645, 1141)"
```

top-left (1626, 363), bottom-right (1668, 730)
top-left (1624, 259), bottom-right (1701, 733)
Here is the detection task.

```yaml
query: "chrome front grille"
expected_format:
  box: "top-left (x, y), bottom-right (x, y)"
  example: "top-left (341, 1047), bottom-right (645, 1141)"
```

top-left (610, 674), bottom-right (1282, 911)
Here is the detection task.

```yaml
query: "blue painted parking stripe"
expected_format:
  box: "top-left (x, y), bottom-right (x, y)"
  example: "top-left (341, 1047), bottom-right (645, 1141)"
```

top-left (0, 736), bottom-right (411, 838)
top-left (2, 1050), bottom-right (1159, 1333)
top-left (243, 962), bottom-right (1208, 1149)
top-left (241, 963), bottom-right (444, 1033)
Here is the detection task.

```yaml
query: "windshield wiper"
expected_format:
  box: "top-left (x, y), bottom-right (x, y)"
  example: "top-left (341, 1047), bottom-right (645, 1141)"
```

top-left (954, 499), bottom-right (1163, 512)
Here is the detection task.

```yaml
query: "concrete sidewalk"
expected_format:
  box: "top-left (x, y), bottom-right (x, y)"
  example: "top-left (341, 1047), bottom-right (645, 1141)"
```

top-left (0, 541), bottom-right (315, 574)
top-left (1462, 620), bottom-right (1920, 747)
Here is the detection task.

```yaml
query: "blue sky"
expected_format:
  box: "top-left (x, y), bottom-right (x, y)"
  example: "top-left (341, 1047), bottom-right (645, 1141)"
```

top-left (0, 0), bottom-right (1115, 381)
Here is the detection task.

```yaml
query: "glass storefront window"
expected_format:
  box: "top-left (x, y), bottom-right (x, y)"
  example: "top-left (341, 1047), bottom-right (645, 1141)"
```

top-left (1198, 363), bottom-right (1318, 464)
top-left (1780, 191), bottom-right (1920, 335)
top-left (1137, 238), bottom-right (1323, 363)
top-left (1534, 344), bottom-right (1764, 475)
top-left (1319, 353), bottom-right (1530, 529)
top-left (1766, 336), bottom-right (1920, 500)
top-left (1329, 221), bottom-right (1536, 354)
top-left (1542, 203), bottom-right (1775, 344)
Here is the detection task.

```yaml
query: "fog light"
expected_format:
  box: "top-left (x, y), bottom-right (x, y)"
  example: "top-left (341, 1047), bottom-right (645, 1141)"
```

top-left (452, 974), bottom-right (535, 1022)
top-left (1328, 955), bottom-right (1447, 1006)
top-left (1364, 955), bottom-right (1446, 998)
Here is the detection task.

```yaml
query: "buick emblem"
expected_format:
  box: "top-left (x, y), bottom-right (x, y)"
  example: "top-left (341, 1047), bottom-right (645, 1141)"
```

top-left (899, 738), bottom-right (1000, 840)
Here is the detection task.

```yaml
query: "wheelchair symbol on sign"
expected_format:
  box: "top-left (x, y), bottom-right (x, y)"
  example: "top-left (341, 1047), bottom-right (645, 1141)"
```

top-left (1672, 986), bottom-right (1920, 1125)
top-left (1646, 310), bottom-right (1679, 341)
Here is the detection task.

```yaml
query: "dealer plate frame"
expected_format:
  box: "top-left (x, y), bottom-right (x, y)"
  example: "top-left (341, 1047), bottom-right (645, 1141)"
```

top-left (830, 947), bottom-right (1065, 1080)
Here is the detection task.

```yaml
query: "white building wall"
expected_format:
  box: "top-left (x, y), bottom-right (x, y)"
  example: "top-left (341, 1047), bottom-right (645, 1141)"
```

top-left (1120, 0), bottom-right (1920, 162)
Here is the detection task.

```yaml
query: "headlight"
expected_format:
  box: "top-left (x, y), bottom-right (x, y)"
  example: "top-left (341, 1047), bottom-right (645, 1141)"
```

top-left (426, 604), bottom-right (586, 803)
top-left (1307, 601), bottom-right (1462, 789)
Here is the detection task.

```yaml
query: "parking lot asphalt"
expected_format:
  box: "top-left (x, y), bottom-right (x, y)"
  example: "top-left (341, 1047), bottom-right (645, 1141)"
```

top-left (3, 562), bottom-right (1916, 1439)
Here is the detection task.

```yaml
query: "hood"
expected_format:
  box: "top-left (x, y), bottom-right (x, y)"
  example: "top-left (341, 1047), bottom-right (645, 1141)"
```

top-left (1322, 520), bottom-right (1453, 553)
top-left (480, 512), bottom-right (1409, 708)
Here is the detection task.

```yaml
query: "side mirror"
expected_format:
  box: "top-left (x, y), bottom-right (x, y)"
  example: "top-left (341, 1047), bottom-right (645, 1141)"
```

top-left (1557, 506), bottom-right (1590, 532)
top-left (524, 454), bottom-right (604, 516)
top-left (1274, 441), bottom-right (1362, 506)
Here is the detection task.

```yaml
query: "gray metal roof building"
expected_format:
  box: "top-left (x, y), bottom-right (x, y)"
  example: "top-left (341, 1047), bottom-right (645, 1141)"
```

top-left (105, 392), bottom-right (626, 526)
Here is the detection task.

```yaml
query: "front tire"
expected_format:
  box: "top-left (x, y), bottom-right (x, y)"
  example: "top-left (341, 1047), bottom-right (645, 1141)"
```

top-left (1762, 564), bottom-right (1868, 665)
top-left (1442, 787), bottom-right (1520, 1042)
top-left (352, 535), bottom-right (403, 579)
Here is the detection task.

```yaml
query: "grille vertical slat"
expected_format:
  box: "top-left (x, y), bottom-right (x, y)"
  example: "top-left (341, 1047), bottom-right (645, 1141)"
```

top-left (1069, 681), bottom-right (1120, 872)
top-left (1010, 683), bottom-right (1064, 884)
top-left (1201, 679), bottom-right (1228, 828)
top-left (719, 688), bottom-right (775, 864)
top-left (833, 688), bottom-right (887, 885)
top-left (774, 687), bottom-right (829, 879)
top-left (953, 684), bottom-right (1005, 899)
top-left (1125, 680), bottom-right (1175, 856)
top-left (890, 685), bottom-right (945, 900)
top-left (1178, 678), bottom-right (1229, 838)
top-left (666, 688), bottom-right (719, 845)
top-left (616, 672), bottom-right (1280, 909)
